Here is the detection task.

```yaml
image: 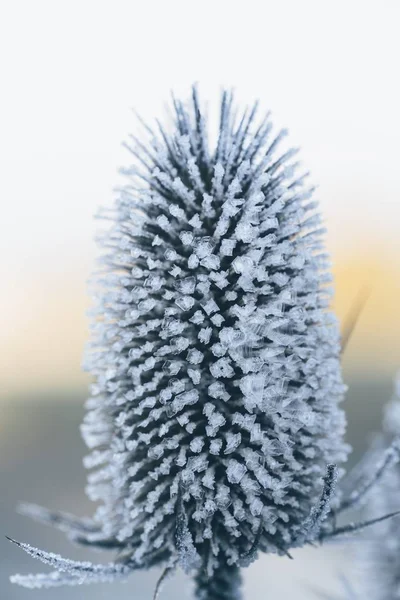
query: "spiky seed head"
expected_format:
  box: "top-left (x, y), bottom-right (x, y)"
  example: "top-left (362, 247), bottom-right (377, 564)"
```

top-left (10, 86), bottom-right (349, 591)
top-left (82, 86), bottom-right (348, 566)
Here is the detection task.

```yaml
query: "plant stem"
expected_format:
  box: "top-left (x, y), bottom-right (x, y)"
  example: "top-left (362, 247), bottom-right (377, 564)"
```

top-left (194, 562), bottom-right (243, 600)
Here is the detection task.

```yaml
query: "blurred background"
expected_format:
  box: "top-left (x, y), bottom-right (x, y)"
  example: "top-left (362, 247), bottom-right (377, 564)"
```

top-left (1, 1), bottom-right (399, 598)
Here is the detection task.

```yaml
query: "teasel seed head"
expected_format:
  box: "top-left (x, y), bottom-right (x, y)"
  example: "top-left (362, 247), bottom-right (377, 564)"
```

top-left (10, 86), bottom-right (350, 596)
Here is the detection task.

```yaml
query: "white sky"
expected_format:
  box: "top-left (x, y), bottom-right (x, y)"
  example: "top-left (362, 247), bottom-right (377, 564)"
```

top-left (0, 0), bottom-right (399, 396)
top-left (1, 0), bottom-right (399, 269)
top-left (1, 0), bottom-right (399, 340)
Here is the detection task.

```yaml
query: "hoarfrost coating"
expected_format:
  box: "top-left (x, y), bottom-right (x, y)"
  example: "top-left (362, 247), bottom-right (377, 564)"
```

top-left (84, 88), bottom-right (348, 563)
top-left (10, 86), bottom-right (351, 593)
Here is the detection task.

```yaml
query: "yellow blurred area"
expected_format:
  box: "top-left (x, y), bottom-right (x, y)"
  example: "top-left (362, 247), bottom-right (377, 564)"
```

top-left (1, 266), bottom-right (91, 398)
top-left (2, 250), bottom-right (399, 400)
top-left (333, 249), bottom-right (400, 377)
top-left (1, 0), bottom-right (399, 402)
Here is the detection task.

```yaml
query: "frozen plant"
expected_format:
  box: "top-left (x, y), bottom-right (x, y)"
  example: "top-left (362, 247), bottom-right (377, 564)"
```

top-left (315, 375), bottom-right (400, 600)
top-left (350, 375), bottom-right (400, 600)
top-left (8, 86), bottom-right (396, 599)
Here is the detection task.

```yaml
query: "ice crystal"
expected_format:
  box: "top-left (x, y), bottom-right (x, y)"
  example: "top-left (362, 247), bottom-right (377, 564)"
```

top-left (11, 86), bottom-right (363, 598)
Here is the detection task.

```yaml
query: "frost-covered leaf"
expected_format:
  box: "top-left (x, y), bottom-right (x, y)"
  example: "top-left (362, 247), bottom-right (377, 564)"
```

top-left (10, 567), bottom-right (129, 589)
top-left (338, 438), bottom-right (400, 513)
top-left (18, 503), bottom-right (100, 534)
top-left (7, 537), bottom-right (133, 577)
top-left (321, 511), bottom-right (400, 541)
top-left (293, 464), bottom-right (338, 546)
top-left (10, 571), bottom-right (89, 589)
top-left (342, 375), bottom-right (400, 600)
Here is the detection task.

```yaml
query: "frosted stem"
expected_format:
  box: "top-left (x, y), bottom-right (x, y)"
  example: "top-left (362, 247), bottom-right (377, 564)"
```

top-left (194, 563), bottom-right (243, 600)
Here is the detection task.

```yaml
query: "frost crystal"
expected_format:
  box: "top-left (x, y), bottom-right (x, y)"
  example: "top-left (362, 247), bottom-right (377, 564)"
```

top-left (10, 86), bottom-right (352, 598)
